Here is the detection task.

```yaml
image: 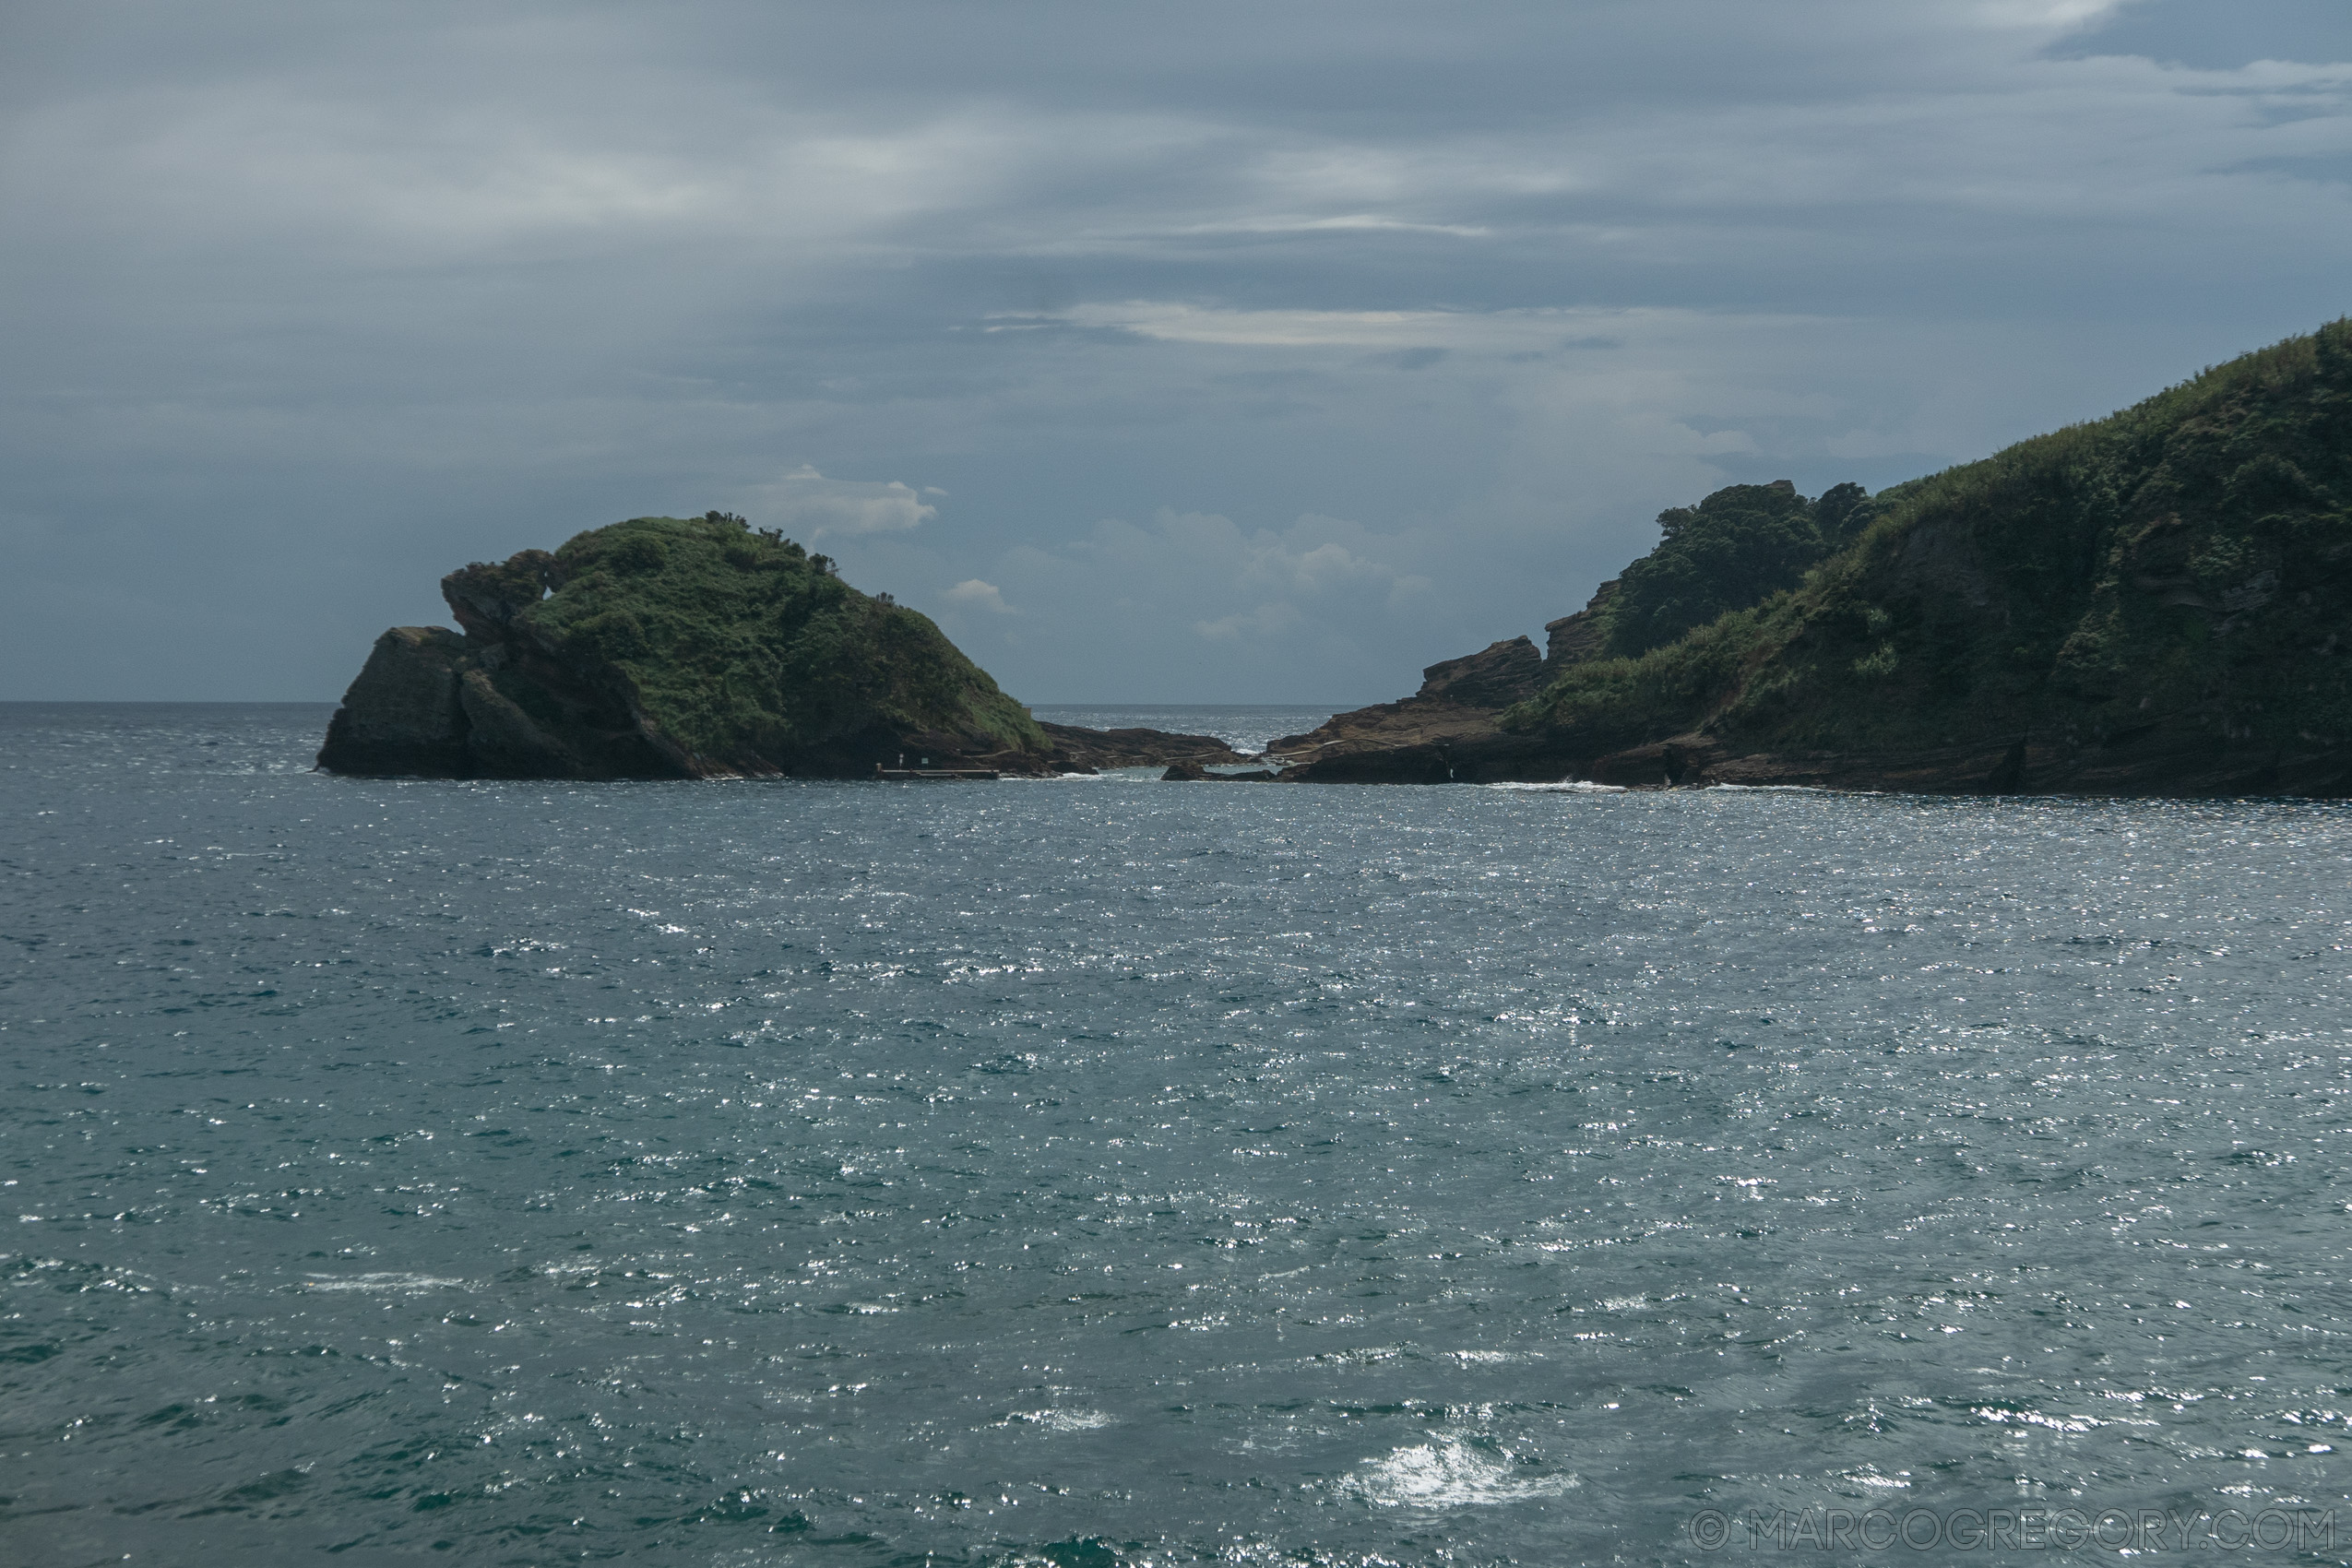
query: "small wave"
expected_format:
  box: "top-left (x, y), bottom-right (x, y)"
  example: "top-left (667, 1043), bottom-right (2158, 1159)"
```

top-left (1484, 780), bottom-right (1626, 794)
top-left (301, 1272), bottom-right (469, 1293)
top-left (1842, 1468), bottom-right (1911, 1490)
top-left (1971, 1405), bottom-right (2103, 1433)
top-left (1344, 1436), bottom-right (1578, 1508)
top-left (1706, 783), bottom-right (1823, 792)
top-left (1003, 1408), bottom-right (1116, 1431)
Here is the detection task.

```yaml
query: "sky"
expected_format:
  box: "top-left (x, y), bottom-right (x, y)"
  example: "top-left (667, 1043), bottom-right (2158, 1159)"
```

top-left (5, 0), bottom-right (2351, 704)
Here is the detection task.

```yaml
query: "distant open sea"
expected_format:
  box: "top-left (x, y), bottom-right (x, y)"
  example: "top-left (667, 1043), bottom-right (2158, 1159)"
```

top-left (5, 702), bottom-right (2350, 1566)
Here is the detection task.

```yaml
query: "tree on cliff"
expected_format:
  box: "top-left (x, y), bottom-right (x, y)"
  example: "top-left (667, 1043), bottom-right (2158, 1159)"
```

top-left (1605, 480), bottom-right (1872, 658)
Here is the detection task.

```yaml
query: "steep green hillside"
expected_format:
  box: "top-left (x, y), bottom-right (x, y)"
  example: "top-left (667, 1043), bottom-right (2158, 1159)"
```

top-left (1506, 323), bottom-right (2352, 792)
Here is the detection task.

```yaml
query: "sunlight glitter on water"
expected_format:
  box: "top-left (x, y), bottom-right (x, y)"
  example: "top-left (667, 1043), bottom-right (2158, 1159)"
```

top-left (3, 704), bottom-right (2349, 1565)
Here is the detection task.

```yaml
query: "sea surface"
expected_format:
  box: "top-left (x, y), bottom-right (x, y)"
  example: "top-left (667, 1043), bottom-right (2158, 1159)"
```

top-left (4, 702), bottom-right (2350, 1566)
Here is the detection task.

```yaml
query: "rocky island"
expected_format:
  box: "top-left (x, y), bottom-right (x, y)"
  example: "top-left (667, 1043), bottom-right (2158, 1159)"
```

top-left (1277, 322), bottom-right (2352, 797)
top-left (318, 512), bottom-right (1246, 778)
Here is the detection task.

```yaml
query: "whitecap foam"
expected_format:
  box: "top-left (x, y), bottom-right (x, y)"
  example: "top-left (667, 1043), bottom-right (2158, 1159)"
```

top-left (1971, 1406), bottom-right (2104, 1433)
top-left (1344, 1436), bottom-right (1578, 1508)
top-left (1003, 1408), bottom-right (1116, 1431)
top-left (301, 1272), bottom-right (469, 1293)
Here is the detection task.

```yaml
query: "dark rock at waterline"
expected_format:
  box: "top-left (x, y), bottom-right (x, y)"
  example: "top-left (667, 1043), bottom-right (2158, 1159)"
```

top-left (1043, 723), bottom-right (1251, 773)
top-left (1161, 760), bottom-right (1280, 781)
top-left (1285, 715), bottom-right (2352, 798)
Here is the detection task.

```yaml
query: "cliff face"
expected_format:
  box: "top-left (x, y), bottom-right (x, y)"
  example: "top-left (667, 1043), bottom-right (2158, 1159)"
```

top-left (320, 515), bottom-right (1051, 778)
top-left (1541, 580), bottom-right (1618, 669)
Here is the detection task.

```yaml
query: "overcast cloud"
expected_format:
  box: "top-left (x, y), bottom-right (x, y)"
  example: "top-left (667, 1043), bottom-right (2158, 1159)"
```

top-left (5, 0), bottom-right (2350, 701)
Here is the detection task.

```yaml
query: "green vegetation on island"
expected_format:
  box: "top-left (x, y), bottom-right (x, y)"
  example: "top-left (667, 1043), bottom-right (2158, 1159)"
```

top-left (322, 512), bottom-right (1047, 778)
top-left (519, 513), bottom-right (1042, 764)
top-left (1600, 479), bottom-right (1875, 659)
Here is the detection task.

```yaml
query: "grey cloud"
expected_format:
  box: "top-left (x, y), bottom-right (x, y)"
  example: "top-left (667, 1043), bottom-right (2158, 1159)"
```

top-left (4, 0), bottom-right (2349, 699)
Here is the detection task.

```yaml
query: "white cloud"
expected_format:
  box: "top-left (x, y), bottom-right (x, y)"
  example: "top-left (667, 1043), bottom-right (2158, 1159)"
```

top-left (1966, 0), bottom-right (2134, 30)
top-left (1158, 214), bottom-right (1493, 239)
top-left (942, 577), bottom-right (1014, 613)
top-left (741, 466), bottom-right (935, 539)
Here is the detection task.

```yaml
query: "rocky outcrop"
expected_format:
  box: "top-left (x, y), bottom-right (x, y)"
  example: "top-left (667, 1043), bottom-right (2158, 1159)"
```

top-left (1266, 585), bottom-right (1636, 779)
top-left (1542, 580), bottom-right (1618, 670)
top-left (1416, 635), bottom-right (1545, 707)
top-left (1265, 636), bottom-right (1548, 767)
top-left (1039, 722), bottom-right (1252, 773)
top-left (1159, 759), bottom-right (1278, 780)
top-left (317, 627), bottom-right (477, 778)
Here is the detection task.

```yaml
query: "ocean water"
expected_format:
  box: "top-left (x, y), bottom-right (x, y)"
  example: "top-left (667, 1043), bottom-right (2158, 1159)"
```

top-left (4, 702), bottom-right (2351, 1566)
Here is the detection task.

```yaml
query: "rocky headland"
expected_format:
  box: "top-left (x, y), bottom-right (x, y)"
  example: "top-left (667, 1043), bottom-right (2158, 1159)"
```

top-left (1261, 589), bottom-right (1620, 778)
top-left (319, 513), bottom-right (1246, 779)
top-left (1284, 323), bottom-right (2352, 797)
top-left (1263, 636), bottom-right (1545, 768)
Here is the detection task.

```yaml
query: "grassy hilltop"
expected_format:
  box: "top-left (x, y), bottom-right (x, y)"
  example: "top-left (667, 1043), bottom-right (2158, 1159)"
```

top-left (1500, 322), bottom-right (2352, 794)
top-left (516, 514), bottom-right (1043, 766)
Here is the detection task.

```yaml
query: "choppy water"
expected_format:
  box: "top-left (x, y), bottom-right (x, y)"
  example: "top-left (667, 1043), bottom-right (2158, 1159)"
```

top-left (4, 702), bottom-right (2350, 1566)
